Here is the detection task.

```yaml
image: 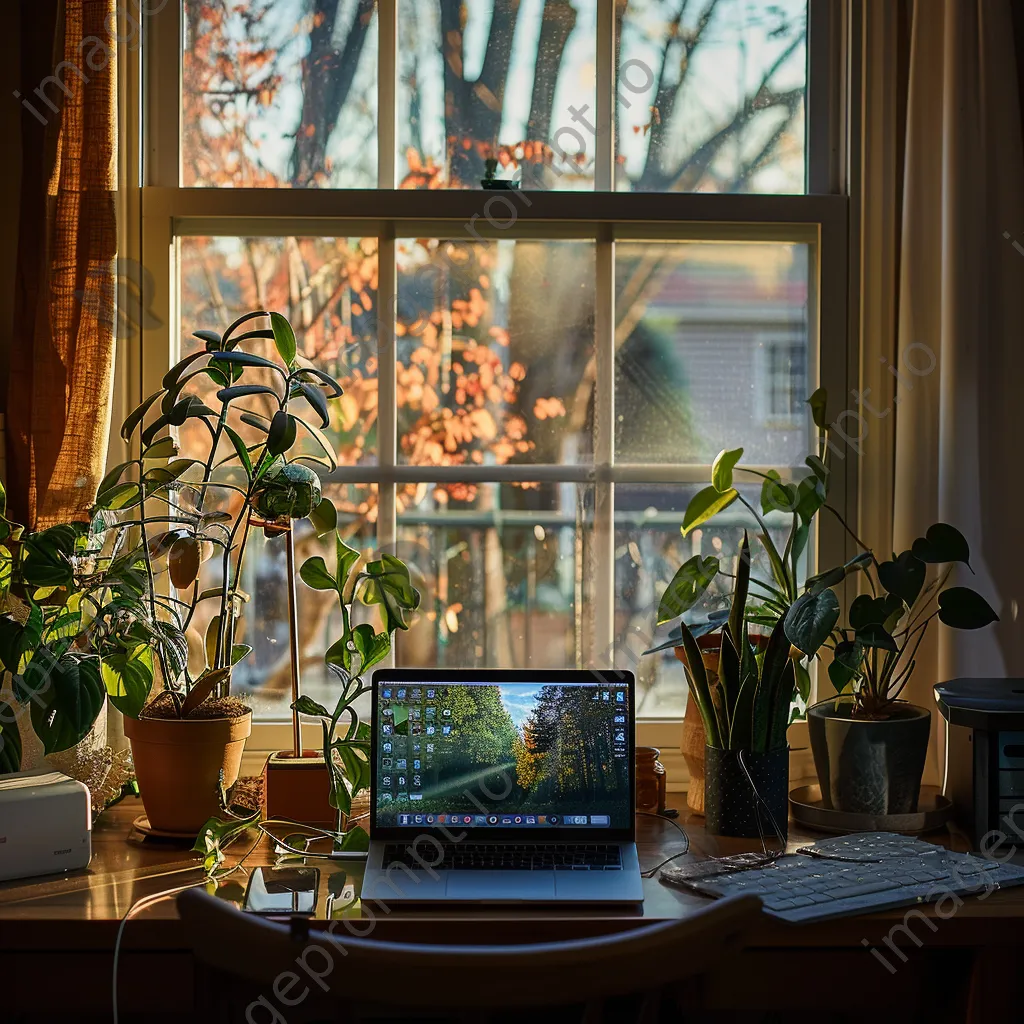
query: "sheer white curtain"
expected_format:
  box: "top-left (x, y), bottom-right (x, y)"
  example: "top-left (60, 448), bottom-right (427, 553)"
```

top-left (892, 0), bottom-right (1024, 781)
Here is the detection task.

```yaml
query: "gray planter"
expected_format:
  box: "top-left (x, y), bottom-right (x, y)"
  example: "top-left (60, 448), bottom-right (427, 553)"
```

top-left (808, 700), bottom-right (931, 815)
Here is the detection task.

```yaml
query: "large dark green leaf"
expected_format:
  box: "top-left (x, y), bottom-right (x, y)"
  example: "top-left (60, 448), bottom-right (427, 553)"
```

top-left (849, 593), bottom-right (904, 630)
top-left (805, 552), bottom-right (872, 595)
top-left (0, 697), bottom-right (22, 772)
top-left (217, 384), bottom-right (282, 404)
top-left (292, 416), bottom-right (338, 471)
top-left (938, 588), bottom-right (999, 629)
top-left (912, 523), bottom-right (971, 567)
top-left (760, 470), bottom-right (797, 515)
top-left (0, 616), bottom-right (24, 674)
top-left (728, 533), bottom-right (750, 652)
top-left (877, 550), bottom-right (926, 606)
top-left (121, 389), bottom-right (163, 441)
top-left (101, 646), bottom-right (153, 718)
top-left (784, 590), bottom-right (840, 657)
top-left (672, 620), bottom-right (721, 748)
top-left (711, 448), bottom-right (743, 493)
top-left (222, 310), bottom-right (270, 347)
top-left (270, 312), bottom-right (297, 366)
top-left (292, 367), bottom-right (344, 397)
top-left (794, 475), bottom-right (826, 525)
top-left (162, 366), bottom-right (230, 414)
top-left (267, 411), bottom-right (297, 456)
top-left (212, 351), bottom-right (287, 374)
top-left (96, 482), bottom-right (143, 511)
top-left (855, 623), bottom-right (898, 651)
top-left (193, 810), bottom-right (260, 874)
top-left (656, 554), bottom-right (719, 625)
top-left (642, 618), bottom-right (721, 655)
top-left (223, 426), bottom-right (254, 480)
top-left (16, 651), bottom-right (106, 754)
top-left (292, 695), bottom-right (331, 719)
top-left (296, 382), bottom-right (331, 428)
top-left (20, 524), bottom-right (84, 588)
top-left (681, 486), bottom-right (739, 537)
top-left (336, 534), bottom-right (361, 592)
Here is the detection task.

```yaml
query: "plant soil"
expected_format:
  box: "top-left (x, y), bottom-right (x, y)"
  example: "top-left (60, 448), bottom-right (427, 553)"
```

top-left (140, 692), bottom-right (251, 721)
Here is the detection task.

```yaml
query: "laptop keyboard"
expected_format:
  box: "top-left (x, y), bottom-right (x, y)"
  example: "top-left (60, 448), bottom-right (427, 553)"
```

top-left (382, 843), bottom-right (622, 871)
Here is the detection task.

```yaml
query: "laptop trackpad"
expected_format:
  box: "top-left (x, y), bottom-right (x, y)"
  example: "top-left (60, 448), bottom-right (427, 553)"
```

top-left (446, 871), bottom-right (556, 901)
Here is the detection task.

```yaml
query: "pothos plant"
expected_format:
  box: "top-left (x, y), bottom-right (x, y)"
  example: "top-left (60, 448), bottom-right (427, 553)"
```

top-left (293, 534), bottom-right (421, 837)
top-left (783, 522), bottom-right (999, 718)
top-left (650, 388), bottom-right (834, 717)
top-left (0, 311), bottom-right (346, 768)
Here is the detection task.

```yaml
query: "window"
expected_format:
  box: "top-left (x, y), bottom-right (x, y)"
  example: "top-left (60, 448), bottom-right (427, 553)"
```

top-left (131, 0), bottom-right (848, 748)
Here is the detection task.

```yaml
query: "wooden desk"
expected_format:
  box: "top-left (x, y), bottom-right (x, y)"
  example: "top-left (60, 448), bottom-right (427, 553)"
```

top-left (2, 797), bottom-right (1021, 1021)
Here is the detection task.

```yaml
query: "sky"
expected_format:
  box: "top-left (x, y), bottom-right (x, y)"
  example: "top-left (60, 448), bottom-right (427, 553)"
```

top-left (498, 684), bottom-right (544, 730)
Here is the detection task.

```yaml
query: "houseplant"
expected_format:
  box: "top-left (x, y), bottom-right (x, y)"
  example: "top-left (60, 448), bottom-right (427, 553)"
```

top-left (786, 522), bottom-right (998, 815)
top-left (649, 388), bottom-right (833, 811)
top-left (664, 533), bottom-right (830, 838)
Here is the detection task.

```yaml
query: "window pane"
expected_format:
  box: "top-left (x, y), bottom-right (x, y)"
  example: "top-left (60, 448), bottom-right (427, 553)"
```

top-left (396, 239), bottom-right (595, 466)
top-left (398, 0), bottom-right (597, 189)
top-left (182, 0), bottom-right (378, 187)
top-left (614, 240), bottom-right (811, 465)
top-left (614, 484), bottom-right (801, 718)
top-left (395, 481), bottom-right (596, 668)
top-left (179, 236), bottom-right (379, 467)
top-left (230, 489), bottom-right (379, 720)
top-left (617, 0), bottom-right (807, 193)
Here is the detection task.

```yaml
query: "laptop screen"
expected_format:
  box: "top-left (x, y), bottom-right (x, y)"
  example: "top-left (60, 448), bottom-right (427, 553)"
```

top-left (372, 676), bottom-right (633, 834)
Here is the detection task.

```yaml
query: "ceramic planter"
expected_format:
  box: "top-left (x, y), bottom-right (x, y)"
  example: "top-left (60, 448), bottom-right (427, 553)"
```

top-left (124, 712), bottom-right (251, 835)
top-left (808, 700), bottom-right (931, 815)
top-left (704, 745), bottom-right (789, 840)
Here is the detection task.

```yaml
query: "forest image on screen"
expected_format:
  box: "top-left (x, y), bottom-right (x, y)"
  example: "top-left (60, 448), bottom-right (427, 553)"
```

top-left (375, 683), bottom-right (631, 829)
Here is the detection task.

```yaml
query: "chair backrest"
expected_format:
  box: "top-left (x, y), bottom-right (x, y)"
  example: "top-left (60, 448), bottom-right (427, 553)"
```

top-left (178, 887), bottom-right (761, 1023)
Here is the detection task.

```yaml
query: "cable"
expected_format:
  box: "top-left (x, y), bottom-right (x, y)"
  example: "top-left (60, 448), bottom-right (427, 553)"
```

top-left (636, 810), bottom-right (690, 878)
top-left (258, 818), bottom-right (370, 860)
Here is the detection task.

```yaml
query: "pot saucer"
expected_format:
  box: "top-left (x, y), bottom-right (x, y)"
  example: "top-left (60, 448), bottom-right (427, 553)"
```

top-left (131, 815), bottom-right (198, 840)
top-left (789, 784), bottom-right (953, 835)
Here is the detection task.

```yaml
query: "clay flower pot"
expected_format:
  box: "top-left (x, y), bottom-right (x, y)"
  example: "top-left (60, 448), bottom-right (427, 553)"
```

top-left (124, 712), bottom-right (251, 835)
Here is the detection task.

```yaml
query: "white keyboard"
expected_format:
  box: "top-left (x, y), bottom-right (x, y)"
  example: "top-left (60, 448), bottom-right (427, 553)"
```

top-left (663, 832), bottom-right (1024, 923)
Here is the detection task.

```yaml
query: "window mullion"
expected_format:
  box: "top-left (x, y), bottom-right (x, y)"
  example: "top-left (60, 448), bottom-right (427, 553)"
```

top-left (595, 0), bottom-right (615, 192)
top-left (592, 228), bottom-right (615, 665)
top-left (376, 228), bottom-right (398, 550)
top-left (378, 0), bottom-right (397, 189)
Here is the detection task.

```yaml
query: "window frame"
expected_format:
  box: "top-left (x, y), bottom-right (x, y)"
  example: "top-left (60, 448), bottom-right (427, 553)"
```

top-left (118, 1), bottom-right (852, 781)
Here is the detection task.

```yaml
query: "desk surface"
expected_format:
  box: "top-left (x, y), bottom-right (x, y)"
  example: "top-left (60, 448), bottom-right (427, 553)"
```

top-left (1, 794), bottom-right (1021, 951)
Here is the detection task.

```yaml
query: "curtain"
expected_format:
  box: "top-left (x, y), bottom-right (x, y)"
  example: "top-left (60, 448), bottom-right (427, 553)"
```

top-left (6, 0), bottom-right (118, 530)
top-left (892, 0), bottom-right (1024, 781)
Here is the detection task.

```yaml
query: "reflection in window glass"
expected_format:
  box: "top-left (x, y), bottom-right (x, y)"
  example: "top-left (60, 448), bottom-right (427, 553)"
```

top-left (182, 0), bottom-right (378, 187)
top-left (617, 0), bottom-right (807, 193)
top-left (398, 0), bottom-right (597, 189)
top-left (613, 485), bottom-right (799, 718)
top-left (395, 239), bottom-right (595, 466)
top-left (395, 482), bottom-right (594, 669)
top-left (614, 241), bottom-right (810, 466)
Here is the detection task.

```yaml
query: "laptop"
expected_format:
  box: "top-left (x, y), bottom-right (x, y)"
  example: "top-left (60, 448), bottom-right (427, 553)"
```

top-left (361, 669), bottom-right (644, 904)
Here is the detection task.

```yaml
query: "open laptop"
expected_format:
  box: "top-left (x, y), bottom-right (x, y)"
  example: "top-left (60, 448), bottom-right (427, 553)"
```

top-left (361, 669), bottom-right (644, 904)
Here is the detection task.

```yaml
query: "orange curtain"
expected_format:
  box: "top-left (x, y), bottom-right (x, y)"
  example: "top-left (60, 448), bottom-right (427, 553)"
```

top-left (6, 0), bottom-right (118, 529)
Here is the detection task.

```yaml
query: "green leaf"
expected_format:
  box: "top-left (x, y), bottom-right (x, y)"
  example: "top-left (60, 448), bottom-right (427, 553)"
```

top-left (325, 636), bottom-right (352, 672)
top-left (168, 536), bottom-right (201, 590)
top-left (805, 552), bottom-right (872, 595)
top-left (829, 640), bottom-right (865, 692)
top-left (292, 695), bottom-right (331, 718)
top-left (16, 651), bottom-right (106, 754)
top-left (794, 475), bottom-right (826, 525)
top-left (223, 426), bottom-right (254, 480)
top-left (784, 589), bottom-right (840, 657)
top-left (101, 647), bottom-right (153, 718)
top-left (807, 387), bottom-right (828, 429)
top-left (877, 551), bottom-right (926, 606)
top-left (292, 367), bottom-right (344, 397)
top-left (120, 389), bottom-right (163, 441)
top-left (211, 351), bottom-right (287, 374)
top-left (193, 811), bottom-right (260, 875)
top-left (217, 384), bottom-right (282, 404)
top-left (270, 312), bottom-right (298, 366)
top-left (855, 623), bottom-right (898, 651)
top-left (205, 615), bottom-right (221, 669)
top-left (142, 436), bottom-right (179, 460)
top-left (336, 534), bottom-right (361, 592)
top-left (912, 523), bottom-right (972, 567)
top-left (760, 470), bottom-right (797, 515)
top-left (937, 588), bottom-right (999, 630)
top-left (231, 644), bottom-right (253, 666)
top-left (849, 593), bottom-right (904, 630)
top-left (728, 533), bottom-right (751, 652)
top-left (351, 624), bottom-right (391, 674)
top-left (711, 448), bottom-right (743, 493)
top-left (681, 486), bottom-right (739, 537)
top-left (805, 455), bottom-right (829, 485)
top-left (222, 310), bottom-right (270, 347)
top-left (299, 556), bottom-right (337, 592)
top-left (267, 411), bottom-right (297, 456)
top-left (308, 497), bottom-right (338, 538)
top-left (295, 382), bottom-right (331, 429)
top-left (292, 416), bottom-right (338, 472)
top-left (0, 698), bottom-right (22, 772)
top-left (656, 554), bottom-right (719, 625)
top-left (673, 620), bottom-right (721, 748)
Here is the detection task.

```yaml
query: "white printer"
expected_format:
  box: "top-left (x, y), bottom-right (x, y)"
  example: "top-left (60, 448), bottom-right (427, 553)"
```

top-left (0, 769), bottom-right (92, 883)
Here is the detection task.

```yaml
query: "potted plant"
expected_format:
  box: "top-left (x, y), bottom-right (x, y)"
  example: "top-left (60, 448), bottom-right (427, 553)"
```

top-left (785, 523), bottom-right (998, 815)
top-left (663, 533), bottom-right (828, 838)
top-left (647, 388), bottom-right (833, 811)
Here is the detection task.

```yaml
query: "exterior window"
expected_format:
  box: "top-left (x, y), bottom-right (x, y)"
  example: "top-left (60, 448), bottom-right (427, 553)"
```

top-left (131, 0), bottom-right (846, 741)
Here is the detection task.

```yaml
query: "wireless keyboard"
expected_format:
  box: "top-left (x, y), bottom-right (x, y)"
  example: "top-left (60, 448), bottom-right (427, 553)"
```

top-left (662, 832), bottom-right (1024, 923)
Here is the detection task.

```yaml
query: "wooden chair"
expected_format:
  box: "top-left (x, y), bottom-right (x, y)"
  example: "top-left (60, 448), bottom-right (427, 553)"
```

top-left (177, 886), bottom-right (762, 1023)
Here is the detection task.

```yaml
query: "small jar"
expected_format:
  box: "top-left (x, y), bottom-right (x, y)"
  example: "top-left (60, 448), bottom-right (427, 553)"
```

top-left (636, 746), bottom-right (667, 814)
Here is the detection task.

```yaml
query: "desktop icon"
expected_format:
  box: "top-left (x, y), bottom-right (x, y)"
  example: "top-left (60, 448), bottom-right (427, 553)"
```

top-left (615, 691), bottom-right (625, 703)
top-left (526, 816), bottom-right (536, 824)
top-left (514, 816), bottom-right (523, 824)
top-left (397, 689), bottom-right (406, 699)
top-left (487, 815), bottom-right (498, 825)
top-left (399, 814), bottom-right (410, 825)
top-left (437, 814), bottom-right (447, 824)
top-left (501, 816), bottom-right (513, 825)
top-left (549, 815), bottom-right (560, 825)
top-left (426, 815), bottom-right (435, 824)
top-left (382, 689), bottom-right (392, 699)
top-left (382, 724), bottom-right (393, 735)
top-left (413, 814), bottom-right (424, 824)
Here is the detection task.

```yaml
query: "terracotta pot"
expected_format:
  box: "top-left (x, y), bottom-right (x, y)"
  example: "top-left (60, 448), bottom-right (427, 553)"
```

top-left (676, 637), bottom-right (721, 815)
top-left (124, 712), bottom-right (251, 835)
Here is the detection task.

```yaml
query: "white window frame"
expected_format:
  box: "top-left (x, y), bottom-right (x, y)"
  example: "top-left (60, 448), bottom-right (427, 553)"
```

top-left (115, 1), bottom-right (853, 784)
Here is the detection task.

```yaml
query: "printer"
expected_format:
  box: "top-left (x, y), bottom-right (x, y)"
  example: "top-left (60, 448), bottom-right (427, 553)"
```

top-left (0, 769), bottom-right (92, 883)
